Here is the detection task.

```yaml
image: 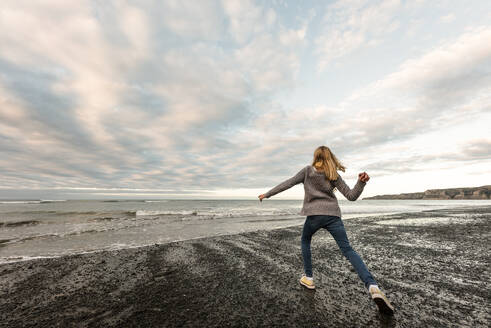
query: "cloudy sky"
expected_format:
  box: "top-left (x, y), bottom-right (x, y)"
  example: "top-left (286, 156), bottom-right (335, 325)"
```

top-left (0, 0), bottom-right (490, 200)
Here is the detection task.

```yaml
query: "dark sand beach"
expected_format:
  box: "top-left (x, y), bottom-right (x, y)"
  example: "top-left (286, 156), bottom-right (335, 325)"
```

top-left (1, 205), bottom-right (490, 327)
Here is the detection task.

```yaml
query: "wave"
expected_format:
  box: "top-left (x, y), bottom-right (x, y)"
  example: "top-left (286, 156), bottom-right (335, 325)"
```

top-left (102, 200), bottom-right (146, 203)
top-left (1, 210), bottom-right (102, 216)
top-left (53, 210), bottom-right (136, 217)
top-left (0, 200), bottom-right (42, 204)
top-left (0, 200), bottom-right (66, 204)
top-left (5, 228), bottom-right (117, 245)
top-left (144, 200), bottom-right (169, 203)
top-left (89, 216), bottom-right (124, 222)
top-left (1, 210), bottom-right (136, 216)
top-left (0, 254), bottom-right (62, 264)
top-left (0, 220), bottom-right (41, 227)
top-left (136, 209), bottom-right (297, 219)
top-left (1, 210), bottom-right (58, 215)
top-left (136, 210), bottom-right (198, 216)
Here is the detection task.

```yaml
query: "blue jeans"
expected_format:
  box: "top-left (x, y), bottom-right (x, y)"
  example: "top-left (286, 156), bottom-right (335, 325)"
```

top-left (301, 215), bottom-right (377, 289)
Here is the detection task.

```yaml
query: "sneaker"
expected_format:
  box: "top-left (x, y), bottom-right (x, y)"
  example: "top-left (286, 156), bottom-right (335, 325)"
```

top-left (369, 286), bottom-right (394, 315)
top-left (299, 275), bottom-right (315, 290)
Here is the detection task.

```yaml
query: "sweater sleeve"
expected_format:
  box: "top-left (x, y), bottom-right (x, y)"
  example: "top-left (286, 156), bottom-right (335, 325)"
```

top-left (264, 166), bottom-right (307, 198)
top-left (333, 174), bottom-right (366, 201)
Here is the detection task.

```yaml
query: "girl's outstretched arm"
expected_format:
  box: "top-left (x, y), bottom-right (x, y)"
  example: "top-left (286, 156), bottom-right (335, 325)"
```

top-left (333, 173), bottom-right (368, 201)
top-left (259, 166), bottom-right (307, 201)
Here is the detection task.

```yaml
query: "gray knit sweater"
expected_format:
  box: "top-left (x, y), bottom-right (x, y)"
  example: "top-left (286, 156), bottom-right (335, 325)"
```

top-left (264, 165), bottom-right (366, 217)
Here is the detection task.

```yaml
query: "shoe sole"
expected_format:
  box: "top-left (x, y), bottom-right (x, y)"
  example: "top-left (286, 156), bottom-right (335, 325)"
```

top-left (300, 280), bottom-right (315, 290)
top-left (372, 295), bottom-right (394, 315)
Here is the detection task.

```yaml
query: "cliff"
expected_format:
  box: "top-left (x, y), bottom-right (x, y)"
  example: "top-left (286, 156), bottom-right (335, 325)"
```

top-left (363, 185), bottom-right (491, 200)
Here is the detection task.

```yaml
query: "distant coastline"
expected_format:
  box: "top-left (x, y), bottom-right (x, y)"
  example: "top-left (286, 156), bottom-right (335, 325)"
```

top-left (363, 185), bottom-right (491, 200)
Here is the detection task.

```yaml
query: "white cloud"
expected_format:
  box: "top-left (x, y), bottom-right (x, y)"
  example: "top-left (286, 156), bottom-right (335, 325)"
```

top-left (237, 26), bottom-right (491, 182)
top-left (158, 0), bottom-right (224, 39)
top-left (221, 0), bottom-right (268, 44)
top-left (344, 25), bottom-right (491, 113)
top-left (315, 0), bottom-right (402, 70)
top-left (440, 13), bottom-right (456, 23)
top-left (234, 33), bottom-right (302, 92)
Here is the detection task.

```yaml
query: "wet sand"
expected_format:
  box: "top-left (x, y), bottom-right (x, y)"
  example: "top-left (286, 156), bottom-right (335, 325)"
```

top-left (1, 205), bottom-right (490, 327)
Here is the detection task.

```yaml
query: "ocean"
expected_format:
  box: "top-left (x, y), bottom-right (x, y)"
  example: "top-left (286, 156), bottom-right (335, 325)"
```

top-left (1, 199), bottom-right (489, 264)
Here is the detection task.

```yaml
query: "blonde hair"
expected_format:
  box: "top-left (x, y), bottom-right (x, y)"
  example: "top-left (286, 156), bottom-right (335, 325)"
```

top-left (312, 145), bottom-right (346, 181)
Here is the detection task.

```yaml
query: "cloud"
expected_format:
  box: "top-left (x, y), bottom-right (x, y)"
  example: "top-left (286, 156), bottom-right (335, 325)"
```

top-left (364, 138), bottom-right (491, 175)
top-left (461, 139), bottom-right (491, 159)
top-left (0, 0), bottom-right (306, 192)
top-left (315, 0), bottom-right (402, 70)
top-left (234, 26), bottom-right (491, 182)
top-left (440, 13), bottom-right (456, 23)
top-left (326, 26), bottom-right (491, 148)
top-left (0, 1), bottom-right (489, 198)
top-left (157, 0), bottom-right (224, 40)
top-left (222, 0), bottom-right (275, 44)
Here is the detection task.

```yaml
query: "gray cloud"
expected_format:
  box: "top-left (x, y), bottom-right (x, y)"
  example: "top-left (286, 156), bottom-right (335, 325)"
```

top-left (0, 59), bottom-right (91, 149)
top-left (363, 139), bottom-right (491, 176)
top-left (459, 139), bottom-right (491, 160)
top-left (0, 0), bottom-right (308, 195)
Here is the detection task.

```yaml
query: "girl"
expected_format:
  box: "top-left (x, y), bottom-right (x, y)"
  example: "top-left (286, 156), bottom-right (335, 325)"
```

top-left (258, 145), bottom-right (394, 315)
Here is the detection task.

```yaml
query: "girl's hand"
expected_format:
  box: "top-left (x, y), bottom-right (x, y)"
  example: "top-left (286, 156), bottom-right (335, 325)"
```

top-left (358, 172), bottom-right (370, 183)
top-left (258, 194), bottom-right (266, 202)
